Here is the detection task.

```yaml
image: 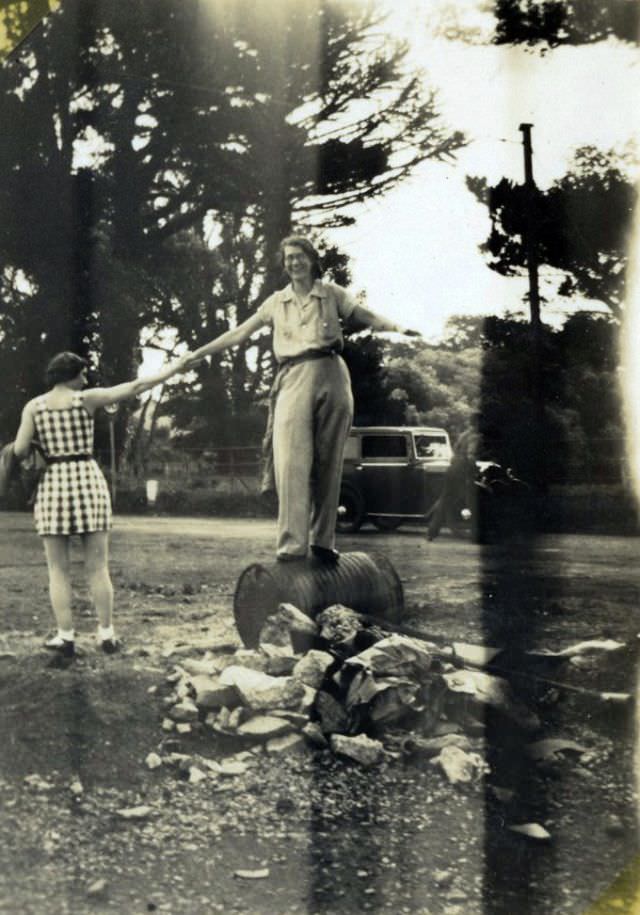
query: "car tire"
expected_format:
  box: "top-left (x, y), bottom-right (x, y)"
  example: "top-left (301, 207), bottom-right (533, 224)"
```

top-left (336, 485), bottom-right (365, 533)
top-left (371, 516), bottom-right (404, 532)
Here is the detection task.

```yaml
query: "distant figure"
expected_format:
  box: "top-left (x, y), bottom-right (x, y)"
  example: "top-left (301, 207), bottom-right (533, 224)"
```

top-left (185, 235), bottom-right (419, 565)
top-left (427, 424), bottom-right (480, 541)
top-left (13, 350), bottom-right (188, 659)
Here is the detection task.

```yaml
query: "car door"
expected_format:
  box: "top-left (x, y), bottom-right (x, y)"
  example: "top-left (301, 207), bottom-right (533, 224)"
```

top-left (358, 433), bottom-right (415, 516)
top-left (412, 431), bottom-right (452, 513)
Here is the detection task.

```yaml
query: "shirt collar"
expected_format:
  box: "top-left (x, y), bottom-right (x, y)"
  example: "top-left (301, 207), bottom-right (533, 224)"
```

top-left (282, 280), bottom-right (327, 303)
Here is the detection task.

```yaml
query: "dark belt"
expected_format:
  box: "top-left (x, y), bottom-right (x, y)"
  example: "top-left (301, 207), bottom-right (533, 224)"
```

top-left (277, 347), bottom-right (340, 369)
top-left (47, 454), bottom-right (93, 465)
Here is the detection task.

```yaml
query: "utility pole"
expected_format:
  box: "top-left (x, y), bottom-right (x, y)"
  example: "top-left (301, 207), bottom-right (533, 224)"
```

top-left (519, 123), bottom-right (541, 329)
top-left (519, 123), bottom-right (545, 500)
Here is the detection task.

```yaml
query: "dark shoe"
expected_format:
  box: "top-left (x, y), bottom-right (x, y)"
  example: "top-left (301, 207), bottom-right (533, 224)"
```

top-left (44, 634), bottom-right (75, 658)
top-left (310, 546), bottom-right (340, 566)
top-left (99, 638), bottom-right (121, 655)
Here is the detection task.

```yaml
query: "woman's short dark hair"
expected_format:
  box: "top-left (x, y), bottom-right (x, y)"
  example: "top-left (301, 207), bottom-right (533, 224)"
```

top-left (278, 235), bottom-right (323, 279)
top-left (45, 352), bottom-right (88, 387)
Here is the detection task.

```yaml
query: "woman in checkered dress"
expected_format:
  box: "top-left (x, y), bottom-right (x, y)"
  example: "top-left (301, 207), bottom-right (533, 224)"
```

top-left (14, 351), bottom-right (188, 659)
top-left (33, 391), bottom-right (112, 537)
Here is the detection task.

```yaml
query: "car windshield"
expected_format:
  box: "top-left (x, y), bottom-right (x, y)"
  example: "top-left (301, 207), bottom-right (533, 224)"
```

top-left (414, 434), bottom-right (450, 460)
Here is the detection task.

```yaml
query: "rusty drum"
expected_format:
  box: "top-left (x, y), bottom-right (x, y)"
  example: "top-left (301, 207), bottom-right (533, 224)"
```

top-left (233, 551), bottom-right (404, 647)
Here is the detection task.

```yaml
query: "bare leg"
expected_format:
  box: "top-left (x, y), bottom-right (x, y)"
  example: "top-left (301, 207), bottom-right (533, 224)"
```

top-left (42, 536), bottom-right (73, 631)
top-left (83, 531), bottom-right (113, 628)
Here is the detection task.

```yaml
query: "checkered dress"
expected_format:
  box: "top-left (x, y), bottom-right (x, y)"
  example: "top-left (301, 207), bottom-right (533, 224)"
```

top-left (33, 393), bottom-right (112, 536)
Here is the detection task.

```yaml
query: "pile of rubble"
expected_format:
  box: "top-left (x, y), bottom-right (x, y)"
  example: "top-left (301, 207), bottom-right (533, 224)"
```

top-left (159, 602), bottom-right (553, 783)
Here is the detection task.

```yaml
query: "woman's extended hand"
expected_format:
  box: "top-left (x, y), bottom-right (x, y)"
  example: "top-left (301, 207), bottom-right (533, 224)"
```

top-left (182, 352), bottom-right (206, 370)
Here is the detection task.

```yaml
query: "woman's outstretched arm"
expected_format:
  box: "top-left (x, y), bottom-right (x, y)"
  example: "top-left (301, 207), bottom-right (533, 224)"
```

top-left (185, 312), bottom-right (266, 366)
top-left (349, 304), bottom-right (421, 336)
top-left (82, 354), bottom-right (190, 411)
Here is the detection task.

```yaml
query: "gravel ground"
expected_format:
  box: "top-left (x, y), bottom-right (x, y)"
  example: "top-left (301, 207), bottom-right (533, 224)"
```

top-left (0, 513), bottom-right (638, 914)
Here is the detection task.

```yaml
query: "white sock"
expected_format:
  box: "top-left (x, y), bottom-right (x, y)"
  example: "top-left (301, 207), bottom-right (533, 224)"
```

top-left (58, 629), bottom-right (75, 641)
top-left (98, 625), bottom-right (115, 642)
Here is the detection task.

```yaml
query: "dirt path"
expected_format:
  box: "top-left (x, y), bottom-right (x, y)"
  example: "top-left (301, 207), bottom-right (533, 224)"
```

top-left (0, 513), bottom-right (638, 914)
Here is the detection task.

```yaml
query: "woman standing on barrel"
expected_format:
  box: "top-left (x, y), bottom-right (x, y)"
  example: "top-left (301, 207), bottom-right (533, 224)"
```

top-left (13, 351), bottom-right (188, 658)
top-left (186, 235), bottom-right (419, 565)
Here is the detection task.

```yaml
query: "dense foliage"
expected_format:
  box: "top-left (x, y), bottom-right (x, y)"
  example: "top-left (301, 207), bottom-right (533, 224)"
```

top-left (467, 147), bottom-right (637, 321)
top-left (494, 0), bottom-right (640, 46)
top-left (0, 0), bottom-right (463, 455)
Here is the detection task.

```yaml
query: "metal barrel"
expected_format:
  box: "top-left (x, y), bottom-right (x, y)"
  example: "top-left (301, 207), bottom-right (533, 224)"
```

top-left (233, 551), bottom-right (404, 648)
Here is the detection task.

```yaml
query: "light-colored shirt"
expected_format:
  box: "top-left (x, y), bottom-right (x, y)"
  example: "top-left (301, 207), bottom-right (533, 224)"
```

top-left (256, 280), bottom-right (357, 361)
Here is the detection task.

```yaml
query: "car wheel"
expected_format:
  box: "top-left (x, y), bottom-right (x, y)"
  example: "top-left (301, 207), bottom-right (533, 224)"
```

top-left (371, 516), bottom-right (403, 532)
top-left (336, 485), bottom-right (365, 533)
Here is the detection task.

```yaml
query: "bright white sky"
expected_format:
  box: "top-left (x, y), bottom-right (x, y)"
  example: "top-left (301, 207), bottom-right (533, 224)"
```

top-left (328, 0), bottom-right (640, 341)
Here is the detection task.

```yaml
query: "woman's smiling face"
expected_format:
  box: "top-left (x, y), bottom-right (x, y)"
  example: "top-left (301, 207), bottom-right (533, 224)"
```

top-left (283, 244), bottom-right (313, 282)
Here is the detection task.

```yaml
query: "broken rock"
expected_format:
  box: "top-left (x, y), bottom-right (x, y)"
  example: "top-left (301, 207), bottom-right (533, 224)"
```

top-left (509, 823), bottom-right (551, 841)
top-left (189, 675), bottom-right (240, 710)
top-left (169, 698), bottom-right (199, 723)
top-left (182, 656), bottom-right (227, 678)
top-left (404, 734), bottom-right (472, 758)
top-left (270, 710), bottom-right (309, 728)
top-left (444, 669), bottom-right (540, 732)
top-left (330, 734), bottom-right (384, 767)
top-left (435, 746), bottom-right (488, 785)
top-left (343, 633), bottom-right (436, 679)
top-left (292, 650), bottom-right (334, 689)
top-left (274, 603), bottom-right (318, 652)
top-left (230, 650), bottom-right (268, 672)
top-left (264, 653), bottom-right (298, 676)
top-left (219, 667), bottom-right (305, 711)
top-left (453, 642), bottom-right (502, 668)
top-left (236, 715), bottom-right (293, 740)
top-left (116, 805), bottom-right (153, 820)
top-left (188, 766), bottom-right (208, 785)
top-left (315, 690), bottom-right (350, 735)
top-left (266, 733), bottom-right (306, 754)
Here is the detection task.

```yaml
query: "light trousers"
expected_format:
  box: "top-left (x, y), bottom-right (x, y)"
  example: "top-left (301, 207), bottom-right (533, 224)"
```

top-left (272, 355), bottom-right (353, 557)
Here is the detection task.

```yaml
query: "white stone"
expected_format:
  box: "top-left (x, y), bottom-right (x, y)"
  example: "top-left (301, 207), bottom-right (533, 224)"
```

top-left (265, 733), bottom-right (306, 754)
top-left (229, 650), bottom-right (267, 672)
top-left (236, 715), bottom-right (293, 740)
top-left (330, 734), bottom-right (384, 767)
top-left (188, 766), bottom-right (208, 784)
top-left (182, 656), bottom-right (227, 677)
top-left (299, 685), bottom-right (318, 713)
top-left (436, 746), bottom-right (487, 784)
top-left (116, 805), bottom-right (152, 820)
top-left (189, 674), bottom-right (240, 710)
top-left (169, 698), bottom-right (199, 722)
top-left (292, 650), bottom-right (333, 688)
top-left (217, 760), bottom-right (250, 776)
top-left (219, 666), bottom-right (305, 710)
